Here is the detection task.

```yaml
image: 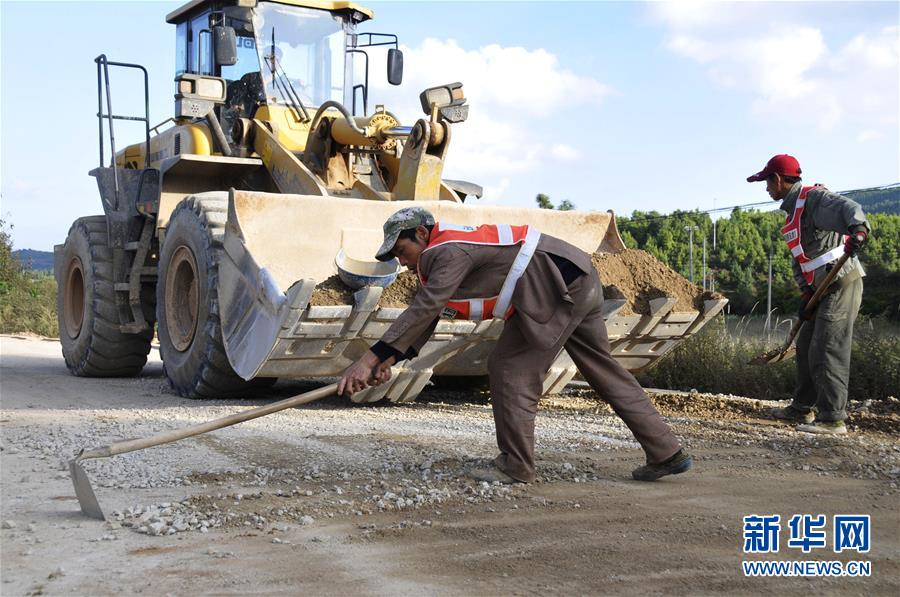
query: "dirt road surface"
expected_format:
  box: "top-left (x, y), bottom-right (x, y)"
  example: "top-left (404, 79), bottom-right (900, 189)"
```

top-left (1, 335), bottom-right (898, 595)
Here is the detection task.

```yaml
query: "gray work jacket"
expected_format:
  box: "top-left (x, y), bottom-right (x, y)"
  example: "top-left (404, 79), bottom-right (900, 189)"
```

top-left (779, 181), bottom-right (869, 291)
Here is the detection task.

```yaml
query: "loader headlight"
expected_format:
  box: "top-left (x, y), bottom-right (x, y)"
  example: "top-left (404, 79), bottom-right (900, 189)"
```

top-left (419, 83), bottom-right (468, 124)
top-left (175, 74), bottom-right (226, 103)
top-left (420, 82), bottom-right (466, 113)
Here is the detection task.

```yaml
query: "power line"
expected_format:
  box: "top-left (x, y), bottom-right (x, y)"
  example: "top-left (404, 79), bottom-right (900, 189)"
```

top-left (618, 200), bottom-right (777, 223)
top-left (617, 183), bottom-right (896, 224)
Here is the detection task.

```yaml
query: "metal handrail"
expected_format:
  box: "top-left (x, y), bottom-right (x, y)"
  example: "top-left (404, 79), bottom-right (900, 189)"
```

top-left (95, 54), bottom-right (150, 209)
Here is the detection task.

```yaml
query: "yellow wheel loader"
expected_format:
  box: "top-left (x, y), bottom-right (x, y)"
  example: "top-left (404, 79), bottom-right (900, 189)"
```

top-left (55, 0), bottom-right (726, 401)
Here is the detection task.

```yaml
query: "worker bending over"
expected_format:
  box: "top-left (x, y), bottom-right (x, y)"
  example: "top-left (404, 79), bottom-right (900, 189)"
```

top-left (339, 207), bottom-right (692, 483)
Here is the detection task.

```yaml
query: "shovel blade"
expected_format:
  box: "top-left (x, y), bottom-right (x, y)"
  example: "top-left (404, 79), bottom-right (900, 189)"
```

top-left (69, 459), bottom-right (105, 520)
top-left (771, 345), bottom-right (796, 363)
top-left (750, 344), bottom-right (797, 365)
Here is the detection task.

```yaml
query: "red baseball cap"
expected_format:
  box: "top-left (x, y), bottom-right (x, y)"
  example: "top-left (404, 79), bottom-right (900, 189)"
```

top-left (746, 154), bottom-right (802, 182)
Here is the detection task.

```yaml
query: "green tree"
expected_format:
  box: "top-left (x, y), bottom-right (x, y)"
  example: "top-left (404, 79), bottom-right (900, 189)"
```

top-left (0, 219), bottom-right (17, 295)
top-left (536, 193), bottom-right (577, 211)
top-left (535, 193), bottom-right (554, 210)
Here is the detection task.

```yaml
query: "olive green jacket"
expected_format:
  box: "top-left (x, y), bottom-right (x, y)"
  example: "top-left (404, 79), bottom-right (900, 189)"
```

top-left (779, 181), bottom-right (869, 291)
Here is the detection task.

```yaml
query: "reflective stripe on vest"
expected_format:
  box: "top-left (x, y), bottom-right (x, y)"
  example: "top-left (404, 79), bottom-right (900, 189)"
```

top-left (419, 223), bottom-right (542, 321)
top-left (780, 186), bottom-right (848, 286)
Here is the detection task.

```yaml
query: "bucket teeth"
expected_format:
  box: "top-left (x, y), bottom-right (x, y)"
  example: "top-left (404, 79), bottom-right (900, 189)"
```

top-left (217, 283), bottom-right (728, 402)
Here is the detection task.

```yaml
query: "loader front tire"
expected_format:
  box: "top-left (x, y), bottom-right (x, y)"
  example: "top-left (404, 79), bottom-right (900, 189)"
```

top-left (156, 194), bottom-right (254, 398)
top-left (57, 217), bottom-right (153, 376)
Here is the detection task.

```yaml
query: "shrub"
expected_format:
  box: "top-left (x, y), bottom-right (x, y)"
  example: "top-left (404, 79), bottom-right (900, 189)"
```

top-left (0, 220), bottom-right (59, 337)
top-left (639, 315), bottom-right (898, 402)
top-left (637, 317), bottom-right (795, 400)
top-left (849, 318), bottom-right (900, 401)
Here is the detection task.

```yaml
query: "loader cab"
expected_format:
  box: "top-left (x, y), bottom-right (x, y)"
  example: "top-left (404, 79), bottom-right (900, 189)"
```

top-left (167, 0), bottom-right (402, 136)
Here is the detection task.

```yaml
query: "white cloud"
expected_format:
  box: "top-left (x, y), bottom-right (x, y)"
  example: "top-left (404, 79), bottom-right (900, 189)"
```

top-left (856, 129), bottom-right (881, 142)
top-left (389, 39), bottom-right (611, 117)
top-left (651, 0), bottom-right (738, 30)
top-left (369, 39), bottom-right (611, 194)
top-left (551, 144), bottom-right (579, 161)
top-left (655, 9), bottom-right (899, 133)
top-left (667, 35), bottom-right (716, 64)
top-left (480, 177), bottom-right (511, 204)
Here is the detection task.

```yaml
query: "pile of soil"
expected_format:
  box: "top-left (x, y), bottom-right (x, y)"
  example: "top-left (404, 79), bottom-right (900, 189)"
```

top-left (309, 271), bottom-right (419, 308)
top-left (310, 248), bottom-right (721, 315)
top-left (379, 271), bottom-right (418, 307)
top-left (593, 248), bottom-right (720, 315)
top-left (308, 275), bottom-right (355, 306)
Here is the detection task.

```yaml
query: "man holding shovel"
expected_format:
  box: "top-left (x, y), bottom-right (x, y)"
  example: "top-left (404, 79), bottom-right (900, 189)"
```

top-left (338, 207), bottom-right (691, 484)
top-left (747, 154), bottom-right (869, 434)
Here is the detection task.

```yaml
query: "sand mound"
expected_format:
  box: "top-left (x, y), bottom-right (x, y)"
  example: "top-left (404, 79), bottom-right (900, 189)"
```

top-left (593, 249), bottom-right (719, 314)
top-left (309, 271), bottom-right (419, 308)
top-left (310, 248), bottom-right (721, 315)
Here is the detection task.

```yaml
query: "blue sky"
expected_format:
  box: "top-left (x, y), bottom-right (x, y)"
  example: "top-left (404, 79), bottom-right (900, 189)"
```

top-left (2, 0), bottom-right (897, 251)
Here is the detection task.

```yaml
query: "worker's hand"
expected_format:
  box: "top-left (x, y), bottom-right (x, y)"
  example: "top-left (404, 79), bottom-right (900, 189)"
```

top-left (372, 357), bottom-right (396, 386)
top-left (798, 288), bottom-right (816, 321)
top-left (844, 226), bottom-right (868, 257)
top-left (338, 351), bottom-right (380, 397)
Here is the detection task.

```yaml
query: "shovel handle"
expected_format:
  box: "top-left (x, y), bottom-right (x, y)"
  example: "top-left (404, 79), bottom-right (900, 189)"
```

top-left (802, 252), bottom-right (851, 315)
top-left (777, 252), bottom-right (852, 355)
top-left (79, 383), bottom-right (339, 460)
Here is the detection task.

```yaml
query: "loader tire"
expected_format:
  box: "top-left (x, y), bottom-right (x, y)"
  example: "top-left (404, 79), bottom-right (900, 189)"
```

top-left (57, 217), bottom-right (154, 376)
top-left (156, 194), bottom-right (255, 398)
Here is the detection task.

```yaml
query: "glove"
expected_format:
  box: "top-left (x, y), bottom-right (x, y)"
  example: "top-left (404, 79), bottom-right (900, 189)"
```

top-left (798, 288), bottom-right (815, 321)
top-left (844, 226), bottom-right (868, 256)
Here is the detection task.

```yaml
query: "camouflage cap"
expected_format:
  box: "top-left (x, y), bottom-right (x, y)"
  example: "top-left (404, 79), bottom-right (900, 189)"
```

top-left (375, 207), bottom-right (436, 261)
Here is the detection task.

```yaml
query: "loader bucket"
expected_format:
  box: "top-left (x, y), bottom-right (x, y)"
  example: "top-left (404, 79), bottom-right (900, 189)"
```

top-left (217, 189), bottom-right (726, 403)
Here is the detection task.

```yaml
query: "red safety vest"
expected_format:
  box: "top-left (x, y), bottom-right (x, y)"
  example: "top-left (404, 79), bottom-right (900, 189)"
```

top-left (781, 185), bottom-right (848, 286)
top-left (419, 223), bottom-right (542, 321)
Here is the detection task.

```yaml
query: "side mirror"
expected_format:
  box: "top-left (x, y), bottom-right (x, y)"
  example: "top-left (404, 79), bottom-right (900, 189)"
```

top-left (213, 26), bottom-right (238, 66)
top-left (387, 48), bottom-right (403, 86)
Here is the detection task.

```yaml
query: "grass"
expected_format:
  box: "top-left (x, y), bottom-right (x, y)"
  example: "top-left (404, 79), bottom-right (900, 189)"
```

top-left (0, 268), bottom-right (58, 337)
top-left (639, 315), bottom-right (900, 402)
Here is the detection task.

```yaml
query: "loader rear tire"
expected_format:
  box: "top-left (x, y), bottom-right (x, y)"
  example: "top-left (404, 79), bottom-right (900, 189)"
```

top-left (57, 217), bottom-right (154, 376)
top-left (156, 194), bottom-right (256, 398)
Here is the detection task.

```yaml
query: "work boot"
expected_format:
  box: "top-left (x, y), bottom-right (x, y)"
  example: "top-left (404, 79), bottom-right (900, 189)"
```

top-left (769, 405), bottom-right (816, 425)
top-left (632, 449), bottom-right (693, 482)
top-left (466, 465), bottom-right (523, 484)
top-left (796, 421), bottom-right (848, 435)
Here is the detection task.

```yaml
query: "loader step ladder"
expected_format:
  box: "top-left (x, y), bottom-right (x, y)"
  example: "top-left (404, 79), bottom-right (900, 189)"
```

top-left (94, 54), bottom-right (150, 210)
top-left (94, 55), bottom-right (155, 334)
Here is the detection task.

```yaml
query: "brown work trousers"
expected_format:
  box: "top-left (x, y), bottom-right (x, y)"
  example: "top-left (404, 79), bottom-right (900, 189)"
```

top-left (488, 269), bottom-right (682, 482)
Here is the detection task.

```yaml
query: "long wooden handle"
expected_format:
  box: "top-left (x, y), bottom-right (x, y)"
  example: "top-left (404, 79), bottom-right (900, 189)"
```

top-left (78, 383), bottom-right (338, 460)
top-left (781, 252), bottom-right (852, 351)
top-left (803, 252), bottom-right (851, 314)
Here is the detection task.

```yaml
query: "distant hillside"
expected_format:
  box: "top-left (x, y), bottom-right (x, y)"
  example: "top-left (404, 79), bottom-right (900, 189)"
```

top-left (13, 249), bottom-right (54, 271)
top-left (844, 184), bottom-right (900, 215)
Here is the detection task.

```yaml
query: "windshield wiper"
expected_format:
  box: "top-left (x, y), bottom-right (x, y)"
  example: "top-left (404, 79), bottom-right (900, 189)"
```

top-left (267, 28), bottom-right (311, 124)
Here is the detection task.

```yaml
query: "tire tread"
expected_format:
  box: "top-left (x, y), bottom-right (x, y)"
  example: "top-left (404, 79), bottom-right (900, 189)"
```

top-left (59, 216), bottom-right (154, 377)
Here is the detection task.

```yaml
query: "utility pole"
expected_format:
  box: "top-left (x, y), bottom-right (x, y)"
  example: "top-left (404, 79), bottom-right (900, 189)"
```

top-left (684, 225), bottom-right (699, 284)
top-left (702, 236), bottom-right (707, 291)
top-left (712, 197), bottom-right (717, 250)
top-left (765, 249), bottom-right (773, 336)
